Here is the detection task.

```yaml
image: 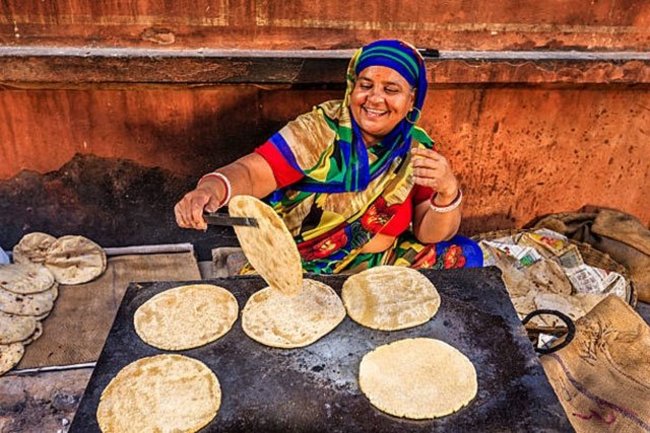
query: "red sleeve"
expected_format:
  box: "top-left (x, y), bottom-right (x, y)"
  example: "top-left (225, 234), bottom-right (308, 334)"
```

top-left (413, 184), bottom-right (434, 204)
top-left (255, 141), bottom-right (304, 188)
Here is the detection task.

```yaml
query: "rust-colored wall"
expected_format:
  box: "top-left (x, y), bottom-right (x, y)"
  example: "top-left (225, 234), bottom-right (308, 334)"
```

top-left (1, 0), bottom-right (648, 50)
top-left (2, 86), bottom-right (648, 231)
top-left (1, 0), bottom-right (649, 237)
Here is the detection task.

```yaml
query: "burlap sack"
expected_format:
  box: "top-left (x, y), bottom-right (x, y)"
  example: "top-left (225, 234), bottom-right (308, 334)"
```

top-left (540, 296), bottom-right (650, 433)
top-left (533, 207), bottom-right (650, 303)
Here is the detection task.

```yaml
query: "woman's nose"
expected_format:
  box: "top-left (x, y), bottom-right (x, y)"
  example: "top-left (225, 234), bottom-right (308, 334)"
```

top-left (367, 88), bottom-right (384, 104)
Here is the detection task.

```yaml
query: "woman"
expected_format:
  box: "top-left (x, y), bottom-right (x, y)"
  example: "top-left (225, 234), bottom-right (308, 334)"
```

top-left (175, 39), bottom-right (482, 274)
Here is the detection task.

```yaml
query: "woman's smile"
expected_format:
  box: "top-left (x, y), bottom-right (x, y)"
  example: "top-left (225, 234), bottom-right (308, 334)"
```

top-left (362, 107), bottom-right (388, 118)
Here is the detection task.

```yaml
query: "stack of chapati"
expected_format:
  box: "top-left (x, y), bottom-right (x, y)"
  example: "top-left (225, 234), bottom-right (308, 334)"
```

top-left (14, 232), bottom-right (107, 285)
top-left (0, 263), bottom-right (57, 375)
top-left (0, 232), bottom-right (107, 375)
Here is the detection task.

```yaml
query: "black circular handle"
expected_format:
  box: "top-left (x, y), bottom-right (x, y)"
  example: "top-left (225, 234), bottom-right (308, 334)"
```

top-left (521, 309), bottom-right (576, 354)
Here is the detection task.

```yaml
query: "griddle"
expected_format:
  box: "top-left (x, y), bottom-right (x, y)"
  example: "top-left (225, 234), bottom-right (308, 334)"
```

top-left (69, 267), bottom-right (574, 432)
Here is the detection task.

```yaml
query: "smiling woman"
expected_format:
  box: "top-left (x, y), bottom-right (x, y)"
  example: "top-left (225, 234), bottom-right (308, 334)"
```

top-left (175, 39), bottom-right (483, 274)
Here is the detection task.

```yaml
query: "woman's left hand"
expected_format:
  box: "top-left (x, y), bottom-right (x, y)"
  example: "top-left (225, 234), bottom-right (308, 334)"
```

top-left (410, 148), bottom-right (459, 202)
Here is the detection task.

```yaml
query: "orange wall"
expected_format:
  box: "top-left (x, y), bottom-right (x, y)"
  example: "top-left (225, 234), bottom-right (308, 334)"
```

top-left (1, 0), bottom-right (649, 232)
top-left (1, 0), bottom-right (648, 50)
top-left (2, 86), bottom-right (648, 231)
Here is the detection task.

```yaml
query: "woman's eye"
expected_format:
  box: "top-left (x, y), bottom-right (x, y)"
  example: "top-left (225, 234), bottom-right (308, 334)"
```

top-left (385, 87), bottom-right (399, 94)
top-left (359, 84), bottom-right (372, 90)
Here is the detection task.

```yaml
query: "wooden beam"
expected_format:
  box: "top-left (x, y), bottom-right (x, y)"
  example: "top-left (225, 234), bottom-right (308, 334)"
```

top-left (1, 47), bottom-right (649, 89)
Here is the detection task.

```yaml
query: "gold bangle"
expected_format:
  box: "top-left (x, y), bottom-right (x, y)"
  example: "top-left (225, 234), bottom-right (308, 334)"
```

top-left (429, 189), bottom-right (462, 213)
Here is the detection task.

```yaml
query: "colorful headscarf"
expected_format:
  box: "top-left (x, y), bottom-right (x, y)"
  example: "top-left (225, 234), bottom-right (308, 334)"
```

top-left (268, 39), bottom-right (429, 194)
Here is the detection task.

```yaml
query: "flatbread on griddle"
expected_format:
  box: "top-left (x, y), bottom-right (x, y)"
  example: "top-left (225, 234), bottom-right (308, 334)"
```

top-left (359, 338), bottom-right (477, 419)
top-left (96, 354), bottom-right (221, 433)
top-left (229, 195), bottom-right (303, 296)
top-left (0, 283), bottom-right (58, 317)
top-left (134, 284), bottom-right (239, 350)
top-left (342, 266), bottom-right (440, 331)
top-left (0, 311), bottom-right (38, 344)
top-left (0, 263), bottom-right (55, 294)
top-left (0, 342), bottom-right (25, 376)
top-left (44, 235), bottom-right (107, 285)
top-left (242, 279), bottom-right (345, 348)
top-left (12, 232), bottom-right (57, 265)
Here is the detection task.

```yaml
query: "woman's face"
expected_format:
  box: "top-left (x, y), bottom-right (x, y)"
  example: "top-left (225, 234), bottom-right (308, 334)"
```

top-left (350, 66), bottom-right (415, 146)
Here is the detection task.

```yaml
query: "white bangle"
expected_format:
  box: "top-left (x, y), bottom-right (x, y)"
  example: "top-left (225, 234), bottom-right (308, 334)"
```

top-left (429, 189), bottom-right (462, 213)
top-left (197, 172), bottom-right (232, 207)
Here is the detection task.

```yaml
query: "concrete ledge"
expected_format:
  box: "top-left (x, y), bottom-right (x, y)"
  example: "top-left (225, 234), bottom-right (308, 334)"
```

top-left (1, 47), bottom-right (649, 88)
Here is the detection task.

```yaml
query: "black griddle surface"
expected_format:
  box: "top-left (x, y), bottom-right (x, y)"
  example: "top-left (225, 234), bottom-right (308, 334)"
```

top-left (69, 267), bottom-right (573, 432)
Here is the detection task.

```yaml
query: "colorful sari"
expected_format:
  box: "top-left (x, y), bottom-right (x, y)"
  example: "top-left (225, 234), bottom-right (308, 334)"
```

top-left (261, 40), bottom-right (482, 274)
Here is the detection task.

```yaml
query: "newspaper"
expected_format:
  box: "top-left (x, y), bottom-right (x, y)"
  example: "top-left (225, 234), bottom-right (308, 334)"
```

top-left (479, 229), bottom-right (631, 328)
top-left (565, 265), bottom-right (627, 298)
top-left (480, 240), bottom-right (543, 269)
top-left (554, 245), bottom-right (584, 268)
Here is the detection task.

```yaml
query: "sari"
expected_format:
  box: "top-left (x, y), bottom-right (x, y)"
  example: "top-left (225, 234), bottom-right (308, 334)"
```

top-left (259, 40), bottom-right (482, 274)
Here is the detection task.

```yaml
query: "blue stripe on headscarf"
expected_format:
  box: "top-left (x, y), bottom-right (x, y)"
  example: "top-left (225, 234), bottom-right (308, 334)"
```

top-left (356, 46), bottom-right (419, 87)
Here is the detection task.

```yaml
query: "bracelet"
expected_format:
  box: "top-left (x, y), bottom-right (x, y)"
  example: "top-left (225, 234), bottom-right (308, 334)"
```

top-left (197, 172), bottom-right (232, 207)
top-left (429, 189), bottom-right (463, 213)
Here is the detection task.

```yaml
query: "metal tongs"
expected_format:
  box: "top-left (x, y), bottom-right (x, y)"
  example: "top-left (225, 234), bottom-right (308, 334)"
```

top-left (203, 212), bottom-right (258, 227)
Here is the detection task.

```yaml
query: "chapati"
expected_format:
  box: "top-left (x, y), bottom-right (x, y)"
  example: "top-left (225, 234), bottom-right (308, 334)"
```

top-left (44, 235), bottom-right (107, 285)
top-left (342, 266), bottom-right (440, 331)
top-left (0, 311), bottom-right (38, 344)
top-left (0, 263), bottom-right (55, 294)
top-left (242, 279), bottom-right (345, 348)
top-left (12, 232), bottom-right (57, 265)
top-left (22, 321), bottom-right (43, 345)
top-left (134, 284), bottom-right (239, 350)
top-left (229, 195), bottom-right (303, 296)
top-left (0, 342), bottom-right (25, 376)
top-left (359, 338), bottom-right (478, 419)
top-left (0, 283), bottom-right (58, 316)
top-left (97, 354), bottom-right (221, 433)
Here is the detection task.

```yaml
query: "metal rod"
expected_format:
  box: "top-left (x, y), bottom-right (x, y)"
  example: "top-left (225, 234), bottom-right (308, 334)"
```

top-left (8, 362), bottom-right (97, 375)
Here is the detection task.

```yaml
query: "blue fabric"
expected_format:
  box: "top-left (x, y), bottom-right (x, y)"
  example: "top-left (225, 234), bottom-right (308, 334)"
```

top-left (435, 235), bottom-right (484, 268)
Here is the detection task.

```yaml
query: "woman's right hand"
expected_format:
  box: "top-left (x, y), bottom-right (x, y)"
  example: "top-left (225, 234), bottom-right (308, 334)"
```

top-left (174, 180), bottom-right (225, 231)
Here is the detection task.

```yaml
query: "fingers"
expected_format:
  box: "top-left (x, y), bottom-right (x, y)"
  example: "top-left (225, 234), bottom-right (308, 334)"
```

top-left (174, 189), bottom-right (214, 231)
top-left (411, 147), bottom-right (443, 161)
top-left (204, 194), bottom-right (223, 213)
top-left (411, 148), bottom-right (449, 180)
top-left (412, 169), bottom-right (446, 190)
top-left (412, 166), bottom-right (443, 180)
top-left (410, 147), bottom-right (458, 194)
